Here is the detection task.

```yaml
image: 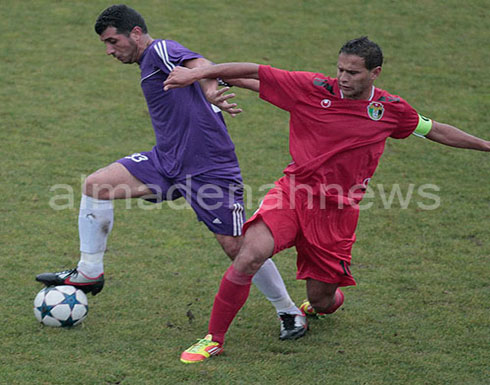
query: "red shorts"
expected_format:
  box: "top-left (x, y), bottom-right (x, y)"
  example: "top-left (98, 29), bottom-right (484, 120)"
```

top-left (243, 176), bottom-right (359, 287)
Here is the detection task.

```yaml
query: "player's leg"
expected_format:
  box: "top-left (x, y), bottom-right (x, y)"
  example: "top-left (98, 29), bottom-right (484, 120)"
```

top-left (77, 162), bottom-right (153, 281)
top-left (224, 220), bottom-right (308, 340)
top-left (83, 162), bottom-right (153, 200)
top-left (181, 180), bottom-right (310, 363)
top-left (181, 220), bottom-right (274, 363)
top-left (215, 233), bottom-right (301, 320)
top-left (300, 279), bottom-right (344, 317)
top-left (187, 173), bottom-right (303, 336)
top-left (36, 153), bottom-right (165, 295)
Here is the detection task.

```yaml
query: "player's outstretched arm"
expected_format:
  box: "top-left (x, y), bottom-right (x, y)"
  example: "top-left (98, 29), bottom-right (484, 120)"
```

top-left (426, 121), bottom-right (490, 151)
top-left (164, 62), bottom-right (260, 91)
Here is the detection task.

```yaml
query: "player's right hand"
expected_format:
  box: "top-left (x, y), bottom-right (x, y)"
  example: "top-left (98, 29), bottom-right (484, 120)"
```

top-left (164, 67), bottom-right (197, 90)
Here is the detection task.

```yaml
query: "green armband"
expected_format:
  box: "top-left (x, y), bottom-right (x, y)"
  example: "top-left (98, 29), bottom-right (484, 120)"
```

top-left (414, 114), bottom-right (433, 137)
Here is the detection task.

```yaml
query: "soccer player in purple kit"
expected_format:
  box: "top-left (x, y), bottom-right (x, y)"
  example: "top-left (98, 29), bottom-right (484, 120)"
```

top-left (35, 4), bottom-right (307, 340)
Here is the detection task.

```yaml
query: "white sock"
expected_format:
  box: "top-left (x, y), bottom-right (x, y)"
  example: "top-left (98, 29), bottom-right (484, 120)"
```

top-left (77, 194), bottom-right (114, 278)
top-left (78, 252), bottom-right (105, 278)
top-left (252, 259), bottom-right (302, 315)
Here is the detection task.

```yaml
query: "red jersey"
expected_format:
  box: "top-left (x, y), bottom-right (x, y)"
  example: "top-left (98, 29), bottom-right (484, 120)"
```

top-left (258, 65), bottom-right (419, 204)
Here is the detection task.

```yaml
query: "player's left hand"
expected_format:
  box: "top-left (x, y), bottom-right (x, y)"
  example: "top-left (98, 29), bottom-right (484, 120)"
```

top-left (206, 87), bottom-right (243, 117)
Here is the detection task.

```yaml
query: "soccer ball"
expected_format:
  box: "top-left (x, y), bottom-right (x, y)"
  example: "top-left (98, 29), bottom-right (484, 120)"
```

top-left (33, 285), bottom-right (88, 327)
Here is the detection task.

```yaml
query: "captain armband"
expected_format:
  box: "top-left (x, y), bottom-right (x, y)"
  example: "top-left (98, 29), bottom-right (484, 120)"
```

top-left (413, 114), bottom-right (433, 137)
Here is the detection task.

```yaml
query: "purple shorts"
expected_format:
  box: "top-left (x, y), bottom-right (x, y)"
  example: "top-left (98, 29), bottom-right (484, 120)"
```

top-left (117, 151), bottom-right (245, 236)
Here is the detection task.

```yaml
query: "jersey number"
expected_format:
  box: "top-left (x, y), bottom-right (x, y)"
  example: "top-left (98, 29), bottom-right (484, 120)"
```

top-left (125, 153), bottom-right (149, 163)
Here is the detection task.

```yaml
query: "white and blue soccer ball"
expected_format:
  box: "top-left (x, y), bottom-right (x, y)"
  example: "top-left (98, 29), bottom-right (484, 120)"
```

top-left (33, 285), bottom-right (88, 327)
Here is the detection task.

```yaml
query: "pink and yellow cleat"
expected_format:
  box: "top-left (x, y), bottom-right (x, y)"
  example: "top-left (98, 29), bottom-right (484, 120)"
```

top-left (180, 334), bottom-right (223, 364)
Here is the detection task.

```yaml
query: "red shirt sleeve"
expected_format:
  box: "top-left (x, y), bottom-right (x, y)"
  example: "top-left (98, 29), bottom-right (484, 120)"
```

top-left (390, 98), bottom-right (420, 139)
top-left (258, 65), bottom-right (314, 111)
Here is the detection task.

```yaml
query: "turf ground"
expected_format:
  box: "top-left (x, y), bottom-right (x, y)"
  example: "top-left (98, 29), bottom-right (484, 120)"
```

top-left (0, 0), bottom-right (489, 384)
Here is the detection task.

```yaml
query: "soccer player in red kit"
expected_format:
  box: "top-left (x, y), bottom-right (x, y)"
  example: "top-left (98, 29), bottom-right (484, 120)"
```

top-left (164, 37), bottom-right (490, 363)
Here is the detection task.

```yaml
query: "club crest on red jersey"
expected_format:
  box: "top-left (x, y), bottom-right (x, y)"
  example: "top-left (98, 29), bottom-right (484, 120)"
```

top-left (367, 102), bottom-right (384, 121)
top-left (321, 99), bottom-right (331, 108)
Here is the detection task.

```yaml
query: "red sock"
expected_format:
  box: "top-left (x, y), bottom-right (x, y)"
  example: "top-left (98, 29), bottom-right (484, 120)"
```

top-left (208, 265), bottom-right (253, 344)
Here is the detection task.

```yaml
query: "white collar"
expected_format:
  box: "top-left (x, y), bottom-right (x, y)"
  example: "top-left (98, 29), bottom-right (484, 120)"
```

top-left (339, 86), bottom-right (375, 101)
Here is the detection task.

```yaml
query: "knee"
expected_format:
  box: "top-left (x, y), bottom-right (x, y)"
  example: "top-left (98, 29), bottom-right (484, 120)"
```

top-left (233, 250), bottom-right (267, 276)
top-left (228, 221), bottom-right (273, 275)
top-left (82, 173), bottom-right (109, 199)
top-left (82, 174), bottom-right (97, 198)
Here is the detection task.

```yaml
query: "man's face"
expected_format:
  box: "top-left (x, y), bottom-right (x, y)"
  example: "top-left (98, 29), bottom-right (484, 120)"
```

top-left (99, 26), bottom-right (139, 64)
top-left (336, 53), bottom-right (381, 100)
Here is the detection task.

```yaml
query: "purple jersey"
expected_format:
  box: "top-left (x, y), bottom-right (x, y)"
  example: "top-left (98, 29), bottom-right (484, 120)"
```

top-left (138, 39), bottom-right (240, 178)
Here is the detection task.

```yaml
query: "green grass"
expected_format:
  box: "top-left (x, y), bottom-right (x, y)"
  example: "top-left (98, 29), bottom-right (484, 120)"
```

top-left (1, 0), bottom-right (489, 384)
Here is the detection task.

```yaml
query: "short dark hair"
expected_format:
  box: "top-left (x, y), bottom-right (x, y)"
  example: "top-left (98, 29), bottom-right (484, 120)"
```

top-left (339, 37), bottom-right (383, 70)
top-left (94, 4), bottom-right (148, 36)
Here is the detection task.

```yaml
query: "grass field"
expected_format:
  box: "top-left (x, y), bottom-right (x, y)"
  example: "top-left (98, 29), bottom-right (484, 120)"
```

top-left (1, 0), bottom-right (489, 384)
